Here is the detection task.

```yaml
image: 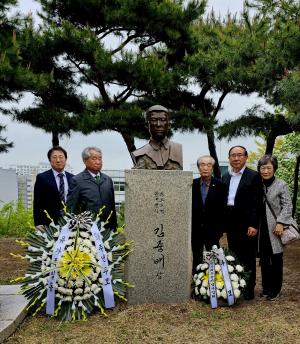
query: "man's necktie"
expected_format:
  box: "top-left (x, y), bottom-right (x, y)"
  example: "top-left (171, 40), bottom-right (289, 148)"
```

top-left (95, 175), bottom-right (100, 184)
top-left (201, 183), bottom-right (207, 204)
top-left (58, 173), bottom-right (65, 201)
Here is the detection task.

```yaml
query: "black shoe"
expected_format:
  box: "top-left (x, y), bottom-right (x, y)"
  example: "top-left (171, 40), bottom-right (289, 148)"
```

top-left (267, 292), bottom-right (281, 301)
top-left (259, 292), bottom-right (269, 298)
top-left (244, 291), bottom-right (255, 300)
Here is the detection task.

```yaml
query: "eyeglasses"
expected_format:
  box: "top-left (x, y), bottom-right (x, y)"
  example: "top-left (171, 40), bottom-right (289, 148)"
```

top-left (260, 166), bottom-right (273, 171)
top-left (229, 153), bottom-right (245, 158)
top-left (51, 155), bottom-right (65, 161)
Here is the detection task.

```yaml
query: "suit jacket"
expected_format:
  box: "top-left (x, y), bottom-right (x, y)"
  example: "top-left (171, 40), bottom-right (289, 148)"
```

top-left (66, 169), bottom-right (117, 230)
top-left (222, 167), bottom-right (262, 232)
top-left (192, 176), bottom-right (227, 252)
top-left (33, 169), bottom-right (73, 226)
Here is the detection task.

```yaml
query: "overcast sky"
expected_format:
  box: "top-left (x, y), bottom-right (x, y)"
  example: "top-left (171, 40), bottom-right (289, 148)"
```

top-left (0, 0), bottom-right (265, 173)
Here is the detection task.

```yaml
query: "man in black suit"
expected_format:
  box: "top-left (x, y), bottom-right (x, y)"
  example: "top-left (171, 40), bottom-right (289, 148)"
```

top-left (33, 146), bottom-right (73, 226)
top-left (67, 146), bottom-right (117, 231)
top-left (222, 146), bottom-right (262, 300)
top-left (192, 155), bottom-right (227, 273)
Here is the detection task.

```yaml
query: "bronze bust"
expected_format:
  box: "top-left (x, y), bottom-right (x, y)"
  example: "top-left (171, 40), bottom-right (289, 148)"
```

top-left (132, 105), bottom-right (183, 170)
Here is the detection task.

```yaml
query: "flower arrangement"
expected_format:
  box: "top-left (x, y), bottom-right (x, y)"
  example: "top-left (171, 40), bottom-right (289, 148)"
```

top-left (193, 246), bottom-right (248, 307)
top-left (12, 211), bottom-right (133, 320)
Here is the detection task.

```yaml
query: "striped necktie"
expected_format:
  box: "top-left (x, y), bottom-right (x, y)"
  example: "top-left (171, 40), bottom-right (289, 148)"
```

top-left (58, 173), bottom-right (65, 201)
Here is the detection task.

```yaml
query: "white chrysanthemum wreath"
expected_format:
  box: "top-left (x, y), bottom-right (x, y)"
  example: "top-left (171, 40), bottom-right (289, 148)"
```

top-left (12, 210), bottom-right (133, 320)
top-left (193, 246), bottom-right (248, 308)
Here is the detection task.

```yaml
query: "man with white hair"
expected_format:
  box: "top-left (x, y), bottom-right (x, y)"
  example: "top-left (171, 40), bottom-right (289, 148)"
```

top-left (192, 155), bottom-right (227, 273)
top-left (67, 146), bottom-right (117, 231)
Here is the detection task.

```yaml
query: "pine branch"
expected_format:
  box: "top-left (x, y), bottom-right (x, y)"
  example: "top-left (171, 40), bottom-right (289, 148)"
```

top-left (110, 34), bottom-right (139, 55)
top-left (212, 89), bottom-right (230, 118)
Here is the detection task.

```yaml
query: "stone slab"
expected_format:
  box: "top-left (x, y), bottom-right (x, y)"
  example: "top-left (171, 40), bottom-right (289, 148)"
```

top-left (0, 285), bottom-right (21, 295)
top-left (0, 295), bottom-right (27, 321)
top-left (0, 286), bottom-right (28, 343)
top-left (0, 320), bottom-right (14, 344)
top-left (125, 170), bottom-right (193, 304)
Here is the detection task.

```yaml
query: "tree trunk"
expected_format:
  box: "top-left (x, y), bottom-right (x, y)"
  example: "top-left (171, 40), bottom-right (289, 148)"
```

top-left (292, 155), bottom-right (300, 218)
top-left (52, 131), bottom-right (59, 146)
top-left (206, 128), bottom-right (221, 179)
top-left (120, 131), bottom-right (136, 164)
top-left (265, 133), bottom-right (276, 154)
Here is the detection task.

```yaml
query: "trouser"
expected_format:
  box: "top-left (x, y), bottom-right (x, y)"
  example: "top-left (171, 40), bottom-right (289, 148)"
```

top-left (227, 230), bottom-right (257, 294)
top-left (260, 252), bottom-right (283, 295)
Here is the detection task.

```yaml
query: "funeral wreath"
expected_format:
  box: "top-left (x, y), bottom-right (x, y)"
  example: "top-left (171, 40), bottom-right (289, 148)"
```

top-left (193, 246), bottom-right (248, 308)
top-left (12, 210), bottom-right (132, 320)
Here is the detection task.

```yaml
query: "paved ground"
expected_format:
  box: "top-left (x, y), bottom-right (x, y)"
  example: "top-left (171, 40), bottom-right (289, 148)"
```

top-left (0, 285), bottom-right (27, 343)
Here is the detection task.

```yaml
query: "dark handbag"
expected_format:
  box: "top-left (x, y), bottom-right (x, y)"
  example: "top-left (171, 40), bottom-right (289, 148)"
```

top-left (264, 191), bottom-right (300, 245)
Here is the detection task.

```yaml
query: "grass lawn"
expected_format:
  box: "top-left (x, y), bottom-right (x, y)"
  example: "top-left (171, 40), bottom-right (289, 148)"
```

top-left (1, 237), bottom-right (300, 344)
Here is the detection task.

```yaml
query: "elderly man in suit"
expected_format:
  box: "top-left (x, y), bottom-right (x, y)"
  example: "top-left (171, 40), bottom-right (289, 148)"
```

top-left (222, 146), bottom-right (262, 300)
top-left (67, 146), bottom-right (117, 231)
top-left (192, 155), bottom-right (227, 273)
top-left (33, 146), bottom-right (73, 226)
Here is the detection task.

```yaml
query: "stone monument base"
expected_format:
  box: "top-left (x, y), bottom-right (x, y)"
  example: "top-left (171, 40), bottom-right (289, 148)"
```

top-left (125, 170), bottom-right (193, 304)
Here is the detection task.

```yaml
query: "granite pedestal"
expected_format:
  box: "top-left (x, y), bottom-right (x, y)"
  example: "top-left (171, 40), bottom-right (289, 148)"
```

top-left (0, 285), bottom-right (28, 343)
top-left (125, 170), bottom-right (193, 304)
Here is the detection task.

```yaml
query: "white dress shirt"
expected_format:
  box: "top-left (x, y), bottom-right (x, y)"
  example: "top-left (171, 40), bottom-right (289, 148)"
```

top-left (52, 169), bottom-right (69, 201)
top-left (227, 165), bottom-right (246, 206)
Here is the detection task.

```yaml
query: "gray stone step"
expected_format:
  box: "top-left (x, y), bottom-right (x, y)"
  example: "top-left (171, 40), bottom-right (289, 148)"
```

top-left (0, 285), bottom-right (28, 343)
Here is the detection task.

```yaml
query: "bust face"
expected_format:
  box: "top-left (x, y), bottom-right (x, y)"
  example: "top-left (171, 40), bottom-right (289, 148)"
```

top-left (148, 111), bottom-right (171, 141)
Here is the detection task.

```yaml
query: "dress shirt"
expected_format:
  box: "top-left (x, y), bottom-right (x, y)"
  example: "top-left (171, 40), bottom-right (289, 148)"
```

top-left (200, 178), bottom-right (211, 204)
top-left (52, 169), bottom-right (69, 201)
top-left (88, 170), bottom-right (101, 179)
top-left (227, 165), bottom-right (246, 206)
top-left (148, 137), bottom-right (170, 167)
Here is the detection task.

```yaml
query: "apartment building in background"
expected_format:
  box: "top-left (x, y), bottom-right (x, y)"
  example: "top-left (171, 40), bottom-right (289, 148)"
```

top-left (6, 162), bottom-right (74, 209)
top-left (2, 163), bottom-right (229, 211)
top-left (102, 169), bottom-right (125, 210)
top-left (0, 168), bottom-right (18, 205)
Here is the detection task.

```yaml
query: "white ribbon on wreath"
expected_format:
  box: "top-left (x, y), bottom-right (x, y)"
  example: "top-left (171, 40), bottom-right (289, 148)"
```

top-left (204, 246), bottom-right (235, 309)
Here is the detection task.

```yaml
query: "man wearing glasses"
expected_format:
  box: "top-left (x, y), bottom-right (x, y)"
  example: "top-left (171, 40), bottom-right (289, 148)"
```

top-left (33, 146), bottom-right (73, 226)
top-left (132, 105), bottom-right (183, 170)
top-left (222, 146), bottom-right (262, 300)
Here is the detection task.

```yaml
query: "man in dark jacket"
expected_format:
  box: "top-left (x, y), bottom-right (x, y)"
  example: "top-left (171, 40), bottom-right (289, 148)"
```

top-left (67, 146), bottom-right (117, 231)
top-left (33, 146), bottom-right (73, 226)
top-left (192, 155), bottom-right (227, 273)
top-left (222, 146), bottom-right (262, 300)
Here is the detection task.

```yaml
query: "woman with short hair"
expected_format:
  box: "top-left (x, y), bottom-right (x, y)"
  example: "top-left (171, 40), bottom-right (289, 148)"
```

top-left (257, 155), bottom-right (293, 301)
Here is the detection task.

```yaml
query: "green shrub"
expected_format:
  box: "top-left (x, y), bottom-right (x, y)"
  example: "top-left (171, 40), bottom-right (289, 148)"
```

top-left (117, 202), bottom-right (125, 227)
top-left (0, 199), bottom-right (34, 237)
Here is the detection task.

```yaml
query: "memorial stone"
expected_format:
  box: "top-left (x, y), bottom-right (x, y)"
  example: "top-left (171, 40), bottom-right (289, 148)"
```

top-left (125, 170), bottom-right (193, 304)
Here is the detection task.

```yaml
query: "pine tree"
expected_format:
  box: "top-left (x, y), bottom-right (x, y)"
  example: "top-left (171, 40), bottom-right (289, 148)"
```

top-left (12, 0), bottom-right (205, 155)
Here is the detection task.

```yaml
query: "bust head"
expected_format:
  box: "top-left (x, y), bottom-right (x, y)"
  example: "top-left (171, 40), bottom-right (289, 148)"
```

top-left (145, 105), bottom-right (171, 141)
